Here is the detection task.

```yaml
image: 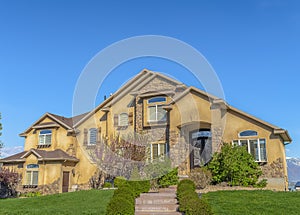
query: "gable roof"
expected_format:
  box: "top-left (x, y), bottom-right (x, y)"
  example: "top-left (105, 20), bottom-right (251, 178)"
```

top-left (0, 149), bottom-right (79, 163)
top-left (20, 112), bottom-right (89, 136)
top-left (73, 68), bottom-right (185, 127)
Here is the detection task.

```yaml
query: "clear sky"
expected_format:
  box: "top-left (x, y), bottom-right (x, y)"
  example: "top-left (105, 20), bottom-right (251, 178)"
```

top-left (0, 0), bottom-right (299, 158)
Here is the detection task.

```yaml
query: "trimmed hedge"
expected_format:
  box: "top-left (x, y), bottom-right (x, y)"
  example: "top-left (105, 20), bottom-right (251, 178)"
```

top-left (158, 168), bottom-right (179, 188)
top-left (177, 179), bottom-right (212, 215)
top-left (106, 178), bottom-right (150, 215)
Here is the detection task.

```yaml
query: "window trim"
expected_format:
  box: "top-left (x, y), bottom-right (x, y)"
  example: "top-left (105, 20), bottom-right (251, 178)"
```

top-left (38, 129), bottom-right (52, 146)
top-left (232, 138), bottom-right (267, 162)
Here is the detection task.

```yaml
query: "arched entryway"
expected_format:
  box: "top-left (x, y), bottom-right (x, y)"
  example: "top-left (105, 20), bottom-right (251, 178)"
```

top-left (189, 129), bottom-right (212, 169)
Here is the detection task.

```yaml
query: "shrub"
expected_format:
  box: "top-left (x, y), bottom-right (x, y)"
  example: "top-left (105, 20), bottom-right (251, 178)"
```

top-left (207, 143), bottom-right (262, 186)
top-left (106, 196), bottom-right (134, 215)
top-left (19, 191), bottom-right (41, 198)
top-left (113, 176), bottom-right (127, 188)
top-left (177, 179), bottom-right (212, 215)
top-left (158, 168), bottom-right (178, 188)
top-left (128, 180), bottom-right (150, 197)
top-left (106, 178), bottom-right (150, 215)
top-left (0, 168), bottom-right (20, 198)
top-left (254, 179), bottom-right (268, 188)
top-left (103, 182), bottom-right (112, 188)
top-left (189, 167), bottom-right (212, 189)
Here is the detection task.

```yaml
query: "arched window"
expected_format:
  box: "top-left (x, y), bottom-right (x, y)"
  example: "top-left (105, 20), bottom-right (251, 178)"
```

top-left (239, 130), bottom-right (258, 137)
top-left (89, 128), bottom-right (97, 145)
top-left (27, 164), bottom-right (39, 168)
top-left (119, 113), bottom-right (129, 126)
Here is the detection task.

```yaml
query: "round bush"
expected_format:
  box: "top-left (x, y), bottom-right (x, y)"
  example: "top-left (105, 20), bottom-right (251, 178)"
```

top-left (106, 196), bottom-right (134, 215)
top-left (189, 167), bottom-right (212, 189)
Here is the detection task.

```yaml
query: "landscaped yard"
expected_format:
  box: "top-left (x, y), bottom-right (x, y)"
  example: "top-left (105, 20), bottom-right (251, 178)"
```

top-left (0, 189), bottom-right (114, 215)
top-left (204, 190), bottom-right (300, 215)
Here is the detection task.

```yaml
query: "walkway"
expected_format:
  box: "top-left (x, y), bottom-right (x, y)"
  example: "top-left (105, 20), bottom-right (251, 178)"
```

top-left (135, 186), bottom-right (182, 215)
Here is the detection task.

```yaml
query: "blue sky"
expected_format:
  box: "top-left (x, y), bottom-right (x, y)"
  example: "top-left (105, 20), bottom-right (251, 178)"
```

top-left (0, 0), bottom-right (299, 158)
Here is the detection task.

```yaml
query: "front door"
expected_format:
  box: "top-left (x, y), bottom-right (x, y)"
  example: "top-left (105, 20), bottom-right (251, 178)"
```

top-left (62, 171), bottom-right (69, 193)
top-left (190, 129), bottom-right (212, 169)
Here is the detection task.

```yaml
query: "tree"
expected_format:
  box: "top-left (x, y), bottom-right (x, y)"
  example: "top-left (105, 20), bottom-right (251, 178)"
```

top-left (0, 168), bottom-right (20, 198)
top-left (207, 143), bottom-right (263, 187)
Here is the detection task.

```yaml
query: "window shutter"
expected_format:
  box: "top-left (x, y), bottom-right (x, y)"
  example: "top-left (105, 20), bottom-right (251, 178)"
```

top-left (128, 112), bottom-right (133, 125)
top-left (84, 128), bottom-right (88, 145)
top-left (114, 114), bottom-right (118, 127)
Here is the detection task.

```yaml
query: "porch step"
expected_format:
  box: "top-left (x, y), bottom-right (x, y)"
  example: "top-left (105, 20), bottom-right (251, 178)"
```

top-left (136, 197), bottom-right (178, 205)
top-left (135, 212), bottom-right (182, 215)
top-left (135, 186), bottom-right (182, 215)
top-left (135, 204), bottom-right (179, 212)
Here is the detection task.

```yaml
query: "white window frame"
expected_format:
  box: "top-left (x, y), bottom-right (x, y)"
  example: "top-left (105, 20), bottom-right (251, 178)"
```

top-left (149, 142), bottom-right (168, 161)
top-left (147, 97), bottom-right (167, 122)
top-left (232, 139), bottom-right (267, 162)
top-left (38, 130), bottom-right (52, 145)
top-left (118, 113), bottom-right (129, 126)
top-left (25, 164), bottom-right (39, 186)
top-left (88, 128), bottom-right (97, 145)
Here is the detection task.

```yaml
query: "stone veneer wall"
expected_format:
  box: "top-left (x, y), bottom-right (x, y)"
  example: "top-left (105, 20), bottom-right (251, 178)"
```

top-left (261, 158), bottom-right (285, 178)
top-left (18, 178), bottom-right (60, 195)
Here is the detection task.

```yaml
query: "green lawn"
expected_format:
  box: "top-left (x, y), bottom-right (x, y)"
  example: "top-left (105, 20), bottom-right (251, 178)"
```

top-left (204, 190), bottom-right (300, 215)
top-left (0, 189), bottom-right (114, 215)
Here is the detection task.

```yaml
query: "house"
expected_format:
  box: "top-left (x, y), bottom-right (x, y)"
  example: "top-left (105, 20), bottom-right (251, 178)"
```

top-left (0, 69), bottom-right (292, 193)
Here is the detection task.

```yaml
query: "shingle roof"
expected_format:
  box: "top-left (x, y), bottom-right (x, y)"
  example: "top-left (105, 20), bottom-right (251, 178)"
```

top-left (0, 151), bottom-right (27, 162)
top-left (0, 149), bottom-right (79, 163)
top-left (48, 112), bottom-right (89, 128)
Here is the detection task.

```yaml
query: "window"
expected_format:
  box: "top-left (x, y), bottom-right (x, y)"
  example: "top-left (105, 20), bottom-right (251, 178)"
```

top-left (39, 130), bottom-right (52, 145)
top-left (232, 139), bottom-right (267, 162)
top-left (25, 164), bottom-right (39, 185)
top-left (89, 128), bottom-right (97, 145)
top-left (150, 143), bottom-right (168, 160)
top-left (239, 130), bottom-right (258, 137)
top-left (119, 113), bottom-right (129, 126)
top-left (147, 97), bottom-right (167, 122)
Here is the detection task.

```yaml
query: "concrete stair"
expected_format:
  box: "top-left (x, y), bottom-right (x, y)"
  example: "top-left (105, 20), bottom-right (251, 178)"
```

top-left (135, 186), bottom-right (182, 215)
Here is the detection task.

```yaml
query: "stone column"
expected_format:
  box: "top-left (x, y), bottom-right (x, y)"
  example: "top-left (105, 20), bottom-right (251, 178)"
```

top-left (211, 99), bottom-right (227, 153)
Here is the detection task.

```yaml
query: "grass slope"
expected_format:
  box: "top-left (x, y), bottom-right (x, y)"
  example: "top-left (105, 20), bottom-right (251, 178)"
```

top-left (0, 189), bottom-right (114, 215)
top-left (204, 190), bottom-right (300, 215)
